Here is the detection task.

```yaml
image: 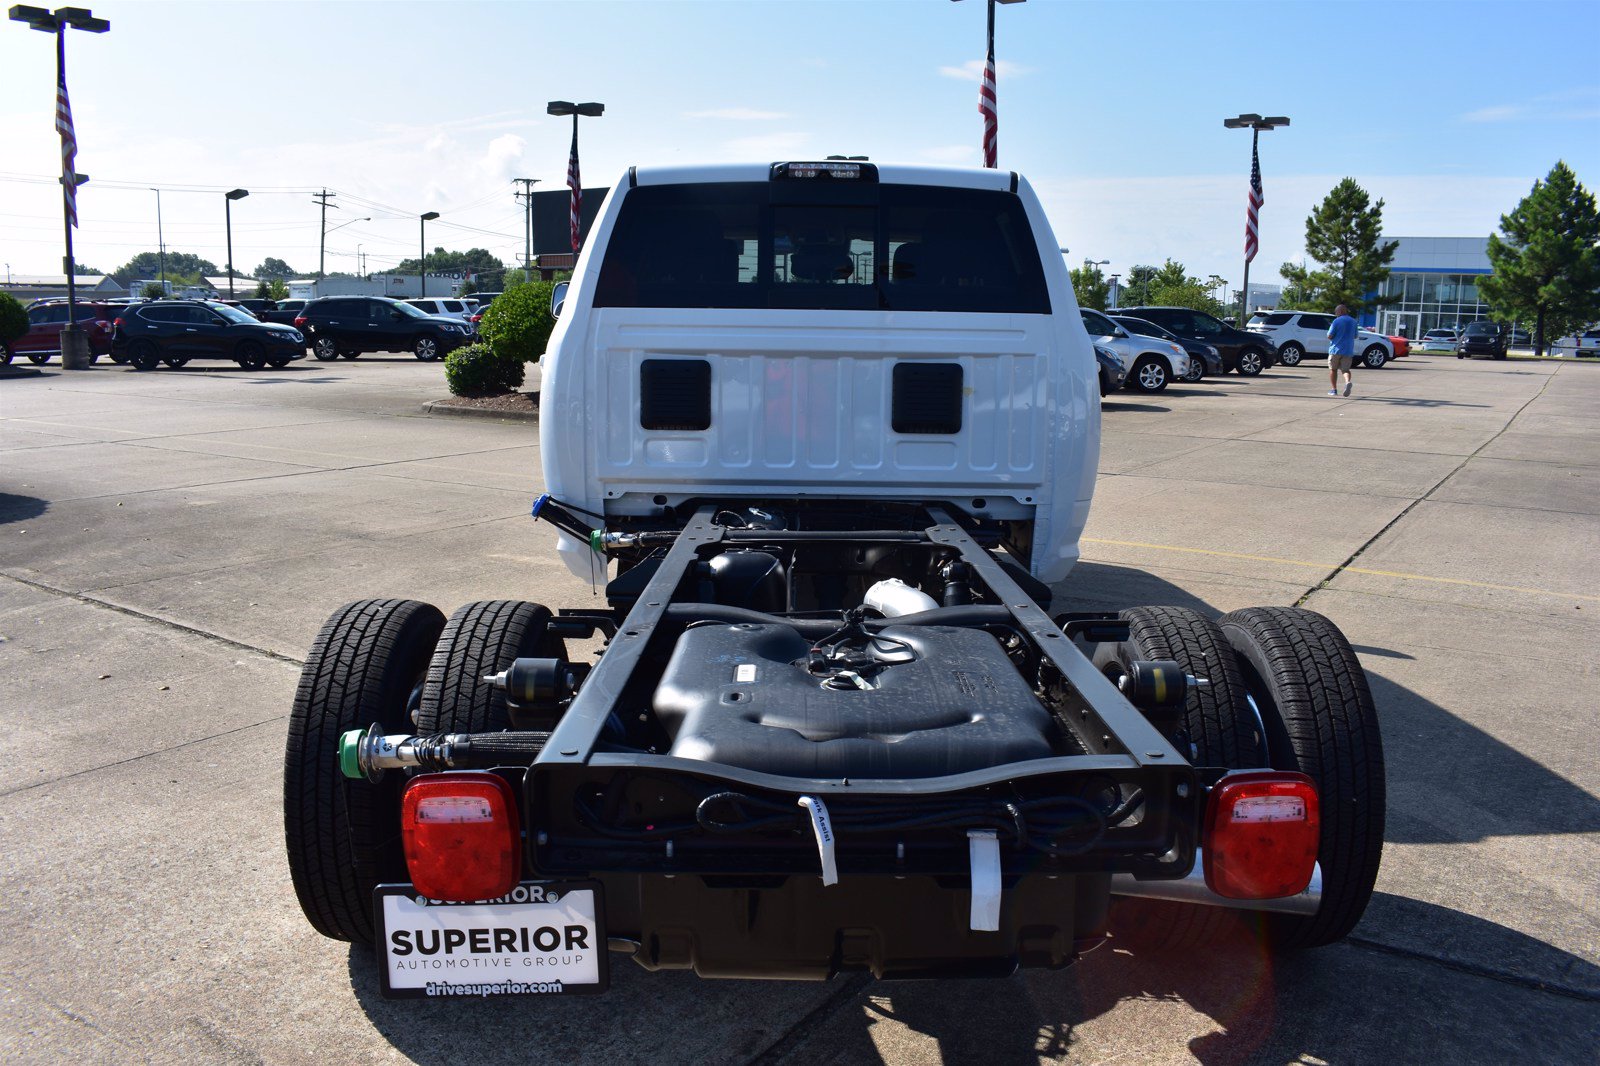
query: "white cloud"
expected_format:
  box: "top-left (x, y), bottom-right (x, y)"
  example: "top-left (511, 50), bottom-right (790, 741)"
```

top-left (1460, 91), bottom-right (1600, 123)
top-left (938, 59), bottom-right (1028, 83)
top-left (478, 134), bottom-right (526, 182)
top-left (1462, 105), bottom-right (1524, 123)
top-left (684, 108), bottom-right (788, 121)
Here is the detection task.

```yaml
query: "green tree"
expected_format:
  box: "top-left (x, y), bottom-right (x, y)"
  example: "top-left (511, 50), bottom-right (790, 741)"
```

top-left (1279, 178), bottom-right (1398, 314)
top-left (113, 251), bottom-right (219, 283)
top-left (479, 281), bottom-right (556, 366)
top-left (253, 257), bottom-right (296, 280)
top-left (73, 263), bottom-right (103, 276)
top-left (1121, 264), bottom-right (1159, 306)
top-left (264, 278), bottom-right (290, 301)
top-left (140, 281), bottom-right (167, 299)
top-left (1069, 264), bottom-right (1110, 310)
top-left (0, 293), bottom-right (28, 362)
top-left (394, 247), bottom-right (506, 290)
top-left (1481, 162), bottom-right (1600, 355)
top-left (1143, 258), bottom-right (1228, 317)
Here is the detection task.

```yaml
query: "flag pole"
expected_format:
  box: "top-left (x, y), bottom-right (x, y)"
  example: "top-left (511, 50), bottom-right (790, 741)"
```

top-left (1239, 126), bottom-right (1256, 325)
top-left (57, 23), bottom-right (78, 326)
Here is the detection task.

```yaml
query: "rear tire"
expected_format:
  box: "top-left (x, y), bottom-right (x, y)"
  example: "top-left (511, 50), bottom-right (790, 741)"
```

top-left (267, 352), bottom-right (293, 368)
top-left (341, 351), bottom-right (360, 360)
top-left (128, 340), bottom-right (161, 371)
top-left (418, 600), bottom-right (567, 734)
top-left (311, 336), bottom-right (339, 361)
top-left (284, 598), bottom-right (446, 944)
top-left (1096, 607), bottom-right (1264, 950)
top-left (1277, 342), bottom-right (1304, 367)
top-left (1217, 606), bottom-right (1386, 949)
top-left (164, 356), bottom-right (189, 369)
top-left (1362, 345), bottom-right (1388, 369)
top-left (27, 352), bottom-right (50, 366)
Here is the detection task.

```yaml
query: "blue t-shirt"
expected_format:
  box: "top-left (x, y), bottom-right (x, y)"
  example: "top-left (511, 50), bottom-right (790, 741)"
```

top-left (1328, 314), bottom-right (1358, 355)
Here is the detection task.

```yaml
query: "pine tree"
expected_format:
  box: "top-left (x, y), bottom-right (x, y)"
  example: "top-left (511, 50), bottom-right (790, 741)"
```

top-left (1481, 162), bottom-right (1600, 355)
top-left (1279, 179), bottom-right (1398, 313)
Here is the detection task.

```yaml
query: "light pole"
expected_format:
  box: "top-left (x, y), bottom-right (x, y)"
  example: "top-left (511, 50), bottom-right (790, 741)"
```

top-left (224, 188), bottom-right (248, 297)
top-left (1223, 113), bottom-right (1288, 325)
top-left (356, 244), bottom-right (363, 278)
top-left (1109, 274), bottom-right (1121, 307)
top-left (10, 3), bottom-right (109, 369)
top-left (150, 188), bottom-right (165, 293)
top-left (547, 101), bottom-right (604, 252)
top-left (513, 177), bottom-right (540, 282)
top-left (419, 211), bottom-right (439, 296)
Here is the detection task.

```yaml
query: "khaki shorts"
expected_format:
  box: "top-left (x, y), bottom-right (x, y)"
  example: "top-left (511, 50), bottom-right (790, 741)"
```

top-left (1330, 353), bottom-right (1355, 372)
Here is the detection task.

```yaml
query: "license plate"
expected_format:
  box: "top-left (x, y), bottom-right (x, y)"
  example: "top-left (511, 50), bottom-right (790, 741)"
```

top-left (373, 881), bottom-right (608, 998)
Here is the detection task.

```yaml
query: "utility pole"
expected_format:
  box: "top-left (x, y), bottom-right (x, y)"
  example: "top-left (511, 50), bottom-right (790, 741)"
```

top-left (512, 177), bottom-right (540, 283)
top-left (311, 189), bottom-right (336, 279)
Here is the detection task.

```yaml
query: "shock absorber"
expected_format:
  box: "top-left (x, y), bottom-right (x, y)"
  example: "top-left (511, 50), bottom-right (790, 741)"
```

top-left (337, 724), bottom-right (550, 782)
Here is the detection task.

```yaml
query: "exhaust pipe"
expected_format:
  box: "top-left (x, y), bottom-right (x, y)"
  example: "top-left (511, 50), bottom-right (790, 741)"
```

top-left (1110, 849), bottom-right (1322, 916)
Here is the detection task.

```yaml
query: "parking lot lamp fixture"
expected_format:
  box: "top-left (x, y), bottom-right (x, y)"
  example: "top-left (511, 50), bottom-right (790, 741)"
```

top-left (224, 188), bottom-right (248, 297)
top-left (1223, 113), bottom-right (1289, 325)
top-left (419, 212), bottom-right (440, 297)
top-left (10, 3), bottom-right (110, 369)
top-left (547, 101), bottom-right (604, 252)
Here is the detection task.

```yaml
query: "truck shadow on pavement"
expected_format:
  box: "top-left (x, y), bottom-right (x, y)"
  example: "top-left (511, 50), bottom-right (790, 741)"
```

top-left (0, 492), bottom-right (48, 525)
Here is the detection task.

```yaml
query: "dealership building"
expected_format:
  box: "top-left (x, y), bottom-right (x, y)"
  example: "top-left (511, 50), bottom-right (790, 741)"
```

top-left (1362, 236), bottom-right (1493, 337)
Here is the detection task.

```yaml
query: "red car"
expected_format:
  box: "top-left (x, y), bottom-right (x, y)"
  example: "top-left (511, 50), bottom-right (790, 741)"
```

top-left (1386, 335), bottom-right (1410, 358)
top-left (6, 300), bottom-right (118, 365)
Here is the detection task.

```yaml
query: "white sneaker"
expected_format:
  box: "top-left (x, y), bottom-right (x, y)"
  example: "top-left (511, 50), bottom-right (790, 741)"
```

top-left (1343, 382), bottom-right (1352, 396)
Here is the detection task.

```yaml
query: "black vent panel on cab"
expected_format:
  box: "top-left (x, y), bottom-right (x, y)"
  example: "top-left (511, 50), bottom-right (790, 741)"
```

top-left (640, 359), bottom-right (712, 431)
top-left (892, 362), bottom-right (963, 435)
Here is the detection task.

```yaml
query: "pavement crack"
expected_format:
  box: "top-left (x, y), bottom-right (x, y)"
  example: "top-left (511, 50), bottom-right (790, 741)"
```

top-left (743, 972), bottom-right (873, 1065)
top-left (1295, 368), bottom-right (1561, 607)
top-left (0, 572), bottom-right (305, 667)
top-left (1347, 935), bottom-right (1600, 1003)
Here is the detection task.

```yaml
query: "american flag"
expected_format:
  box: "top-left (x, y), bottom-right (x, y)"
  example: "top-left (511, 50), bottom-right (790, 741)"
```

top-left (566, 126), bottom-right (581, 252)
top-left (57, 67), bottom-right (78, 229)
top-left (978, 44), bottom-right (998, 169)
top-left (1244, 137), bottom-right (1263, 264)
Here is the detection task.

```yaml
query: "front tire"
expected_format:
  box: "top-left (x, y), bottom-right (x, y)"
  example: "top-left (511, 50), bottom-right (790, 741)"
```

top-left (27, 352), bottom-right (50, 366)
top-left (418, 600), bottom-right (567, 734)
top-left (164, 356), bottom-right (189, 369)
top-left (1129, 355), bottom-right (1170, 393)
top-left (1217, 606), bottom-right (1386, 949)
top-left (340, 351), bottom-right (360, 361)
top-left (1181, 354), bottom-right (1205, 383)
top-left (1362, 346), bottom-right (1388, 369)
top-left (1236, 348), bottom-right (1265, 376)
top-left (311, 336), bottom-right (339, 361)
top-left (266, 352), bottom-right (293, 368)
top-left (284, 598), bottom-right (446, 944)
top-left (1277, 342), bottom-right (1304, 367)
top-left (413, 336), bottom-right (440, 362)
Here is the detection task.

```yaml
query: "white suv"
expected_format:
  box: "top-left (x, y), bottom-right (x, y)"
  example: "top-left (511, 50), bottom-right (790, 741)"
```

top-left (1249, 310), bottom-right (1393, 368)
top-left (1080, 307), bottom-right (1190, 392)
top-left (405, 297), bottom-right (477, 329)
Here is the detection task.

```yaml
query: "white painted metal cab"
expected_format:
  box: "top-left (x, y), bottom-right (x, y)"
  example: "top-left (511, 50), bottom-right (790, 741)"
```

top-left (539, 161), bottom-right (1097, 585)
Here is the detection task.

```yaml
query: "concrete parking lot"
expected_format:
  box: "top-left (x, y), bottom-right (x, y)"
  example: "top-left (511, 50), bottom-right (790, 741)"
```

top-left (2, 353), bottom-right (1597, 1063)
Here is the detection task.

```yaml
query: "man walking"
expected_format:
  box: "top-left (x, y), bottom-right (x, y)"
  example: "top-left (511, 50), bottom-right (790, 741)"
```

top-left (1328, 304), bottom-right (1358, 396)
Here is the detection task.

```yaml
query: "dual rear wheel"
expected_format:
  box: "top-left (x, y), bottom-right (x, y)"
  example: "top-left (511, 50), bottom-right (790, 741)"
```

top-left (1096, 605), bottom-right (1385, 950)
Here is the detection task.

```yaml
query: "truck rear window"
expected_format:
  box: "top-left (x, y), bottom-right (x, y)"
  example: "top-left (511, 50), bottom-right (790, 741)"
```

top-left (592, 182), bottom-right (1050, 314)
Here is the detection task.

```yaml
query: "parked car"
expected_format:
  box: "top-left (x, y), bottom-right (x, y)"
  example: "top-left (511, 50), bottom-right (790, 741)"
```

top-left (467, 291), bottom-right (502, 329)
top-left (1247, 311), bottom-right (1393, 368)
top-left (1112, 314), bottom-right (1221, 381)
top-left (405, 297), bottom-right (478, 330)
top-left (257, 298), bottom-right (308, 327)
top-left (1455, 321), bottom-right (1507, 360)
top-left (223, 298), bottom-right (277, 318)
top-left (7, 300), bottom-right (118, 365)
top-left (1385, 335), bottom-right (1410, 359)
top-left (1114, 305), bottom-right (1276, 375)
top-left (294, 296), bottom-right (474, 361)
top-left (1504, 325), bottom-right (1531, 348)
top-left (1095, 342), bottom-right (1126, 396)
top-left (110, 300), bottom-right (305, 370)
top-left (1418, 329), bottom-right (1457, 353)
top-left (1560, 328), bottom-right (1600, 356)
top-left (1080, 307), bottom-right (1190, 392)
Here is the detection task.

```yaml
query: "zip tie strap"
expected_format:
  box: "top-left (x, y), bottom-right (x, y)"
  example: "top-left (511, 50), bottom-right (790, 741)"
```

top-left (797, 795), bottom-right (838, 886)
top-left (967, 829), bottom-right (1001, 931)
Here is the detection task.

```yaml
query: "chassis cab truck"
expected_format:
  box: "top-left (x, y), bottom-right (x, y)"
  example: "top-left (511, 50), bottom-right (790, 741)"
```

top-left (285, 162), bottom-right (1384, 998)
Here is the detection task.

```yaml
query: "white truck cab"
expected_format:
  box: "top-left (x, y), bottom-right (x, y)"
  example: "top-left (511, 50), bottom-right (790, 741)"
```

top-left (540, 161), bottom-right (1098, 585)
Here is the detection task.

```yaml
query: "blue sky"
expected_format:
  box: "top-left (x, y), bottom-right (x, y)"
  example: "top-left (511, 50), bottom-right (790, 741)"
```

top-left (2, 0), bottom-right (1596, 287)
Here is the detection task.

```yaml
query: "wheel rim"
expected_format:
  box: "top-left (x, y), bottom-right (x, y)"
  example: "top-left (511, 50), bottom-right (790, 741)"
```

top-left (417, 338), bottom-right (437, 360)
top-left (1184, 357), bottom-right (1203, 382)
top-left (131, 342), bottom-right (158, 368)
top-left (1364, 348), bottom-right (1385, 368)
top-left (1240, 351), bottom-right (1262, 374)
top-left (1280, 345), bottom-right (1301, 366)
top-left (1136, 360), bottom-right (1166, 390)
top-left (314, 338), bottom-right (337, 360)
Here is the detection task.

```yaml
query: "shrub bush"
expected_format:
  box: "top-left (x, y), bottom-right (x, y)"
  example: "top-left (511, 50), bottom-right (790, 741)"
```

top-left (479, 280), bottom-right (555, 365)
top-left (0, 292), bottom-right (28, 349)
top-left (444, 342), bottom-right (525, 397)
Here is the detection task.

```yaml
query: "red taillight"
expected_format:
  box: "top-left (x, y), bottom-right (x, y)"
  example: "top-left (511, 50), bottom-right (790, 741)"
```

top-left (113, 317), bottom-right (125, 328)
top-left (401, 772), bottom-right (521, 902)
top-left (1202, 771), bottom-right (1320, 899)
top-left (293, 315), bottom-right (307, 328)
top-left (470, 312), bottom-right (483, 323)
